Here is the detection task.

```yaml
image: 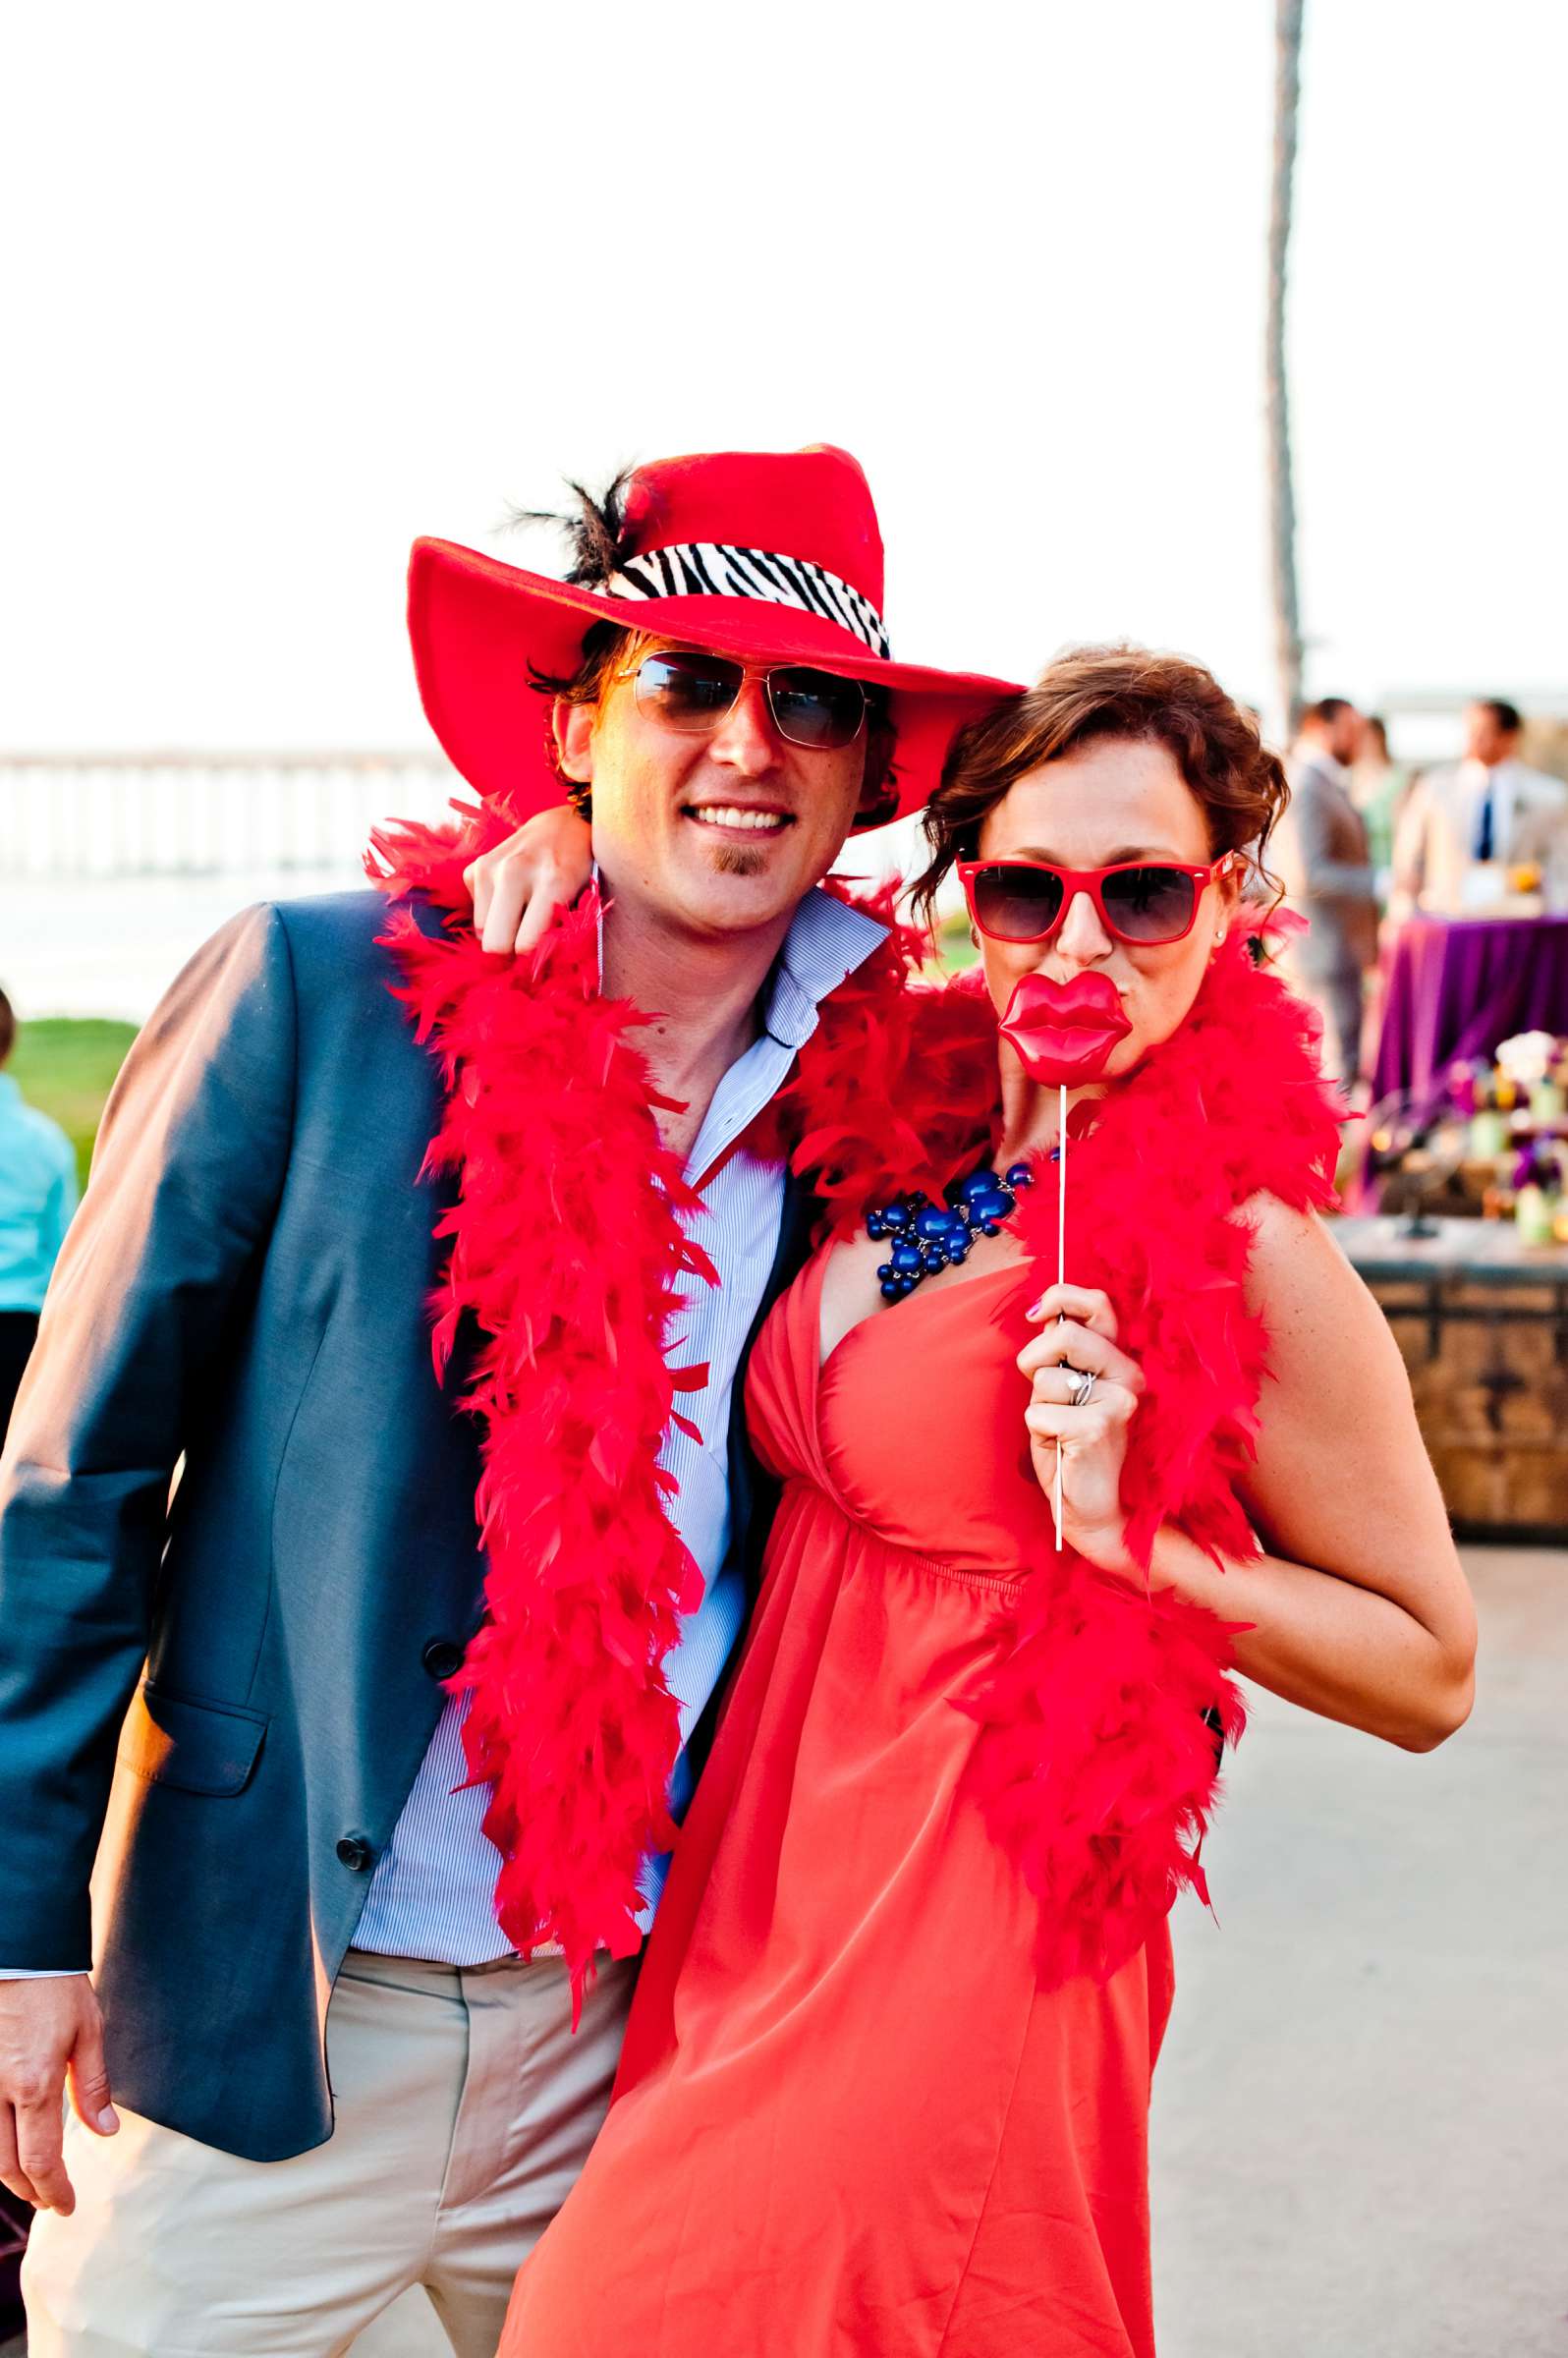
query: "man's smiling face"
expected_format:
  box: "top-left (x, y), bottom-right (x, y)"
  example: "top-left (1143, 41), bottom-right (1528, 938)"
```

top-left (554, 637), bottom-right (874, 944)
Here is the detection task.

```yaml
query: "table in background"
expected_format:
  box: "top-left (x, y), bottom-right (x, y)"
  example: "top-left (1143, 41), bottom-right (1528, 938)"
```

top-left (1370, 914), bottom-right (1568, 1109)
top-left (1334, 1214), bottom-right (1568, 1539)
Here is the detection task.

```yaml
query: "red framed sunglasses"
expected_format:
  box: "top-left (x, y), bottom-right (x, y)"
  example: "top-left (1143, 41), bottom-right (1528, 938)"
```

top-left (958, 854), bottom-right (1234, 946)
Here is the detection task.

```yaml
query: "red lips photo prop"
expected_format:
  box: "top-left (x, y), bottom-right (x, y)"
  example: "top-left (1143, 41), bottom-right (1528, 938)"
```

top-left (999, 973), bottom-right (1132, 1088)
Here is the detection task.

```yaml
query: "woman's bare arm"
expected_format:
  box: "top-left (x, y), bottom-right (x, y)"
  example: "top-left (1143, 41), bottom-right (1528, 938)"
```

top-left (1148, 1196), bottom-right (1477, 1749)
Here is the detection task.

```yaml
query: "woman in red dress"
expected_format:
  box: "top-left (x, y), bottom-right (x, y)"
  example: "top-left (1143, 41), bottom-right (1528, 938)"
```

top-left (498, 648), bottom-right (1477, 2356)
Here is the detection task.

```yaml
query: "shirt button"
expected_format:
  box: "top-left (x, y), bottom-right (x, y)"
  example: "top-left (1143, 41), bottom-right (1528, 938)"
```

top-left (421, 1638), bottom-right (465, 1683)
top-left (336, 1834), bottom-right (373, 1873)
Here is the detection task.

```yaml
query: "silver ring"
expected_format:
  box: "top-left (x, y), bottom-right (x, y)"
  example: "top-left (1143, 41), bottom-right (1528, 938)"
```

top-left (1065, 1366), bottom-right (1096, 1410)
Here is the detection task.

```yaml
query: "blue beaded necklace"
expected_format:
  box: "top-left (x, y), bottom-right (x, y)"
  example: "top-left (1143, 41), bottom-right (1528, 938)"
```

top-left (867, 1156), bottom-right (1052, 1302)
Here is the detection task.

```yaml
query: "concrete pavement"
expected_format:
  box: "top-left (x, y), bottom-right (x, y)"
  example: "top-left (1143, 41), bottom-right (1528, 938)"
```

top-left (1153, 1545), bottom-right (1568, 2358)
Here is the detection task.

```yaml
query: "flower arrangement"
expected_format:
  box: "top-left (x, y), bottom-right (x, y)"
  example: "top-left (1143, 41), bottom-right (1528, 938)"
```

top-left (1439, 1036), bottom-right (1568, 1240)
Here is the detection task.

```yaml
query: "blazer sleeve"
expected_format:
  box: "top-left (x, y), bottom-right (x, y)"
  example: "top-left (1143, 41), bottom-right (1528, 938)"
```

top-left (0, 905), bottom-right (297, 1968)
top-left (1292, 774), bottom-right (1376, 900)
top-left (1514, 778), bottom-right (1568, 867)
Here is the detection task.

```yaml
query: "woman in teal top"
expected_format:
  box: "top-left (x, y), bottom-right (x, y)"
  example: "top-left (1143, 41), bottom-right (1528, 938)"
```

top-left (0, 988), bottom-right (79, 1432)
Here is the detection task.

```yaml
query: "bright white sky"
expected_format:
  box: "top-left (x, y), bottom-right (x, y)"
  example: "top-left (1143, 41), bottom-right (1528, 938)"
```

top-left (3, 0), bottom-right (1564, 757)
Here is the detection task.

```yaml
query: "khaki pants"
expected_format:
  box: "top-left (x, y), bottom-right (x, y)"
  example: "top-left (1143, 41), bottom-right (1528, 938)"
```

top-left (24, 1947), bottom-right (637, 2358)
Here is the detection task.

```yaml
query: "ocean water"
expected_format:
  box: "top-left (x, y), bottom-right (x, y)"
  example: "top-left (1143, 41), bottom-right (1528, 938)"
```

top-left (0, 763), bottom-right (918, 1023)
top-left (0, 867), bottom-right (385, 1022)
top-left (0, 758), bottom-right (461, 1020)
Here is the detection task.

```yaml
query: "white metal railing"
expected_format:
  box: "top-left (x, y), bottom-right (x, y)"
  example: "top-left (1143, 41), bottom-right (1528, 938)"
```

top-left (0, 753), bottom-right (466, 881)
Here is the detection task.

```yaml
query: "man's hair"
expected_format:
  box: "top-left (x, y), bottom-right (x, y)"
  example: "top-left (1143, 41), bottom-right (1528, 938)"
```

top-left (1473, 697), bottom-right (1524, 737)
top-left (0, 987), bottom-right (14, 1068)
top-left (519, 473), bottom-right (899, 826)
top-left (1301, 697), bottom-right (1354, 728)
top-left (514, 478), bottom-right (674, 814)
top-left (530, 620), bottom-right (646, 818)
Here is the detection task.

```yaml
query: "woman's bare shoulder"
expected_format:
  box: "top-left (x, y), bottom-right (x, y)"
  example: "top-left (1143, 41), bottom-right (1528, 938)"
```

top-left (1234, 1190), bottom-right (1455, 1568)
top-left (1238, 1190), bottom-right (1377, 1325)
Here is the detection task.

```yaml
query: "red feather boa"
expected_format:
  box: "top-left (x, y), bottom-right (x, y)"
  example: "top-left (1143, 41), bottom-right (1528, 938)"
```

top-left (370, 804), bottom-right (716, 1995)
top-left (369, 807), bottom-right (1342, 2001)
top-left (966, 936), bottom-right (1341, 1984)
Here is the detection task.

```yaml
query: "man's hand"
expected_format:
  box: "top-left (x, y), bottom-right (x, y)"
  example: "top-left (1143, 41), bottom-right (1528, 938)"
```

top-left (463, 805), bottom-right (594, 954)
top-left (0, 1975), bottom-right (117, 2215)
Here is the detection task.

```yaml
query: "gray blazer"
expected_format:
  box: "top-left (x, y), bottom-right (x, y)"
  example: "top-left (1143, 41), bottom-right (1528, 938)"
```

top-left (1276, 756), bottom-right (1378, 980)
top-left (0, 892), bottom-right (806, 2161)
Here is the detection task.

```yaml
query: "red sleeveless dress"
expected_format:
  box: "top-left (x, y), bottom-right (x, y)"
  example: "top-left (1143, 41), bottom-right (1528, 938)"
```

top-left (500, 1248), bottom-right (1174, 2358)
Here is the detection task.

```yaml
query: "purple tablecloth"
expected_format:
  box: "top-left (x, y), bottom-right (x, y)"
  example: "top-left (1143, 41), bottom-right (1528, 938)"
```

top-left (1372, 915), bottom-right (1568, 1107)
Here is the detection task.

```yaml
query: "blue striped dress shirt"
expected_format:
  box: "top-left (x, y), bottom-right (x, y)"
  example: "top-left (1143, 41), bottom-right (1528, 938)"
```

top-left (354, 886), bottom-right (886, 1963)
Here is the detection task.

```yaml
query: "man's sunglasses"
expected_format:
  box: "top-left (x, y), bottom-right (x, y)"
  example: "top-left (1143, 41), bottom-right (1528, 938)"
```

top-left (617, 649), bottom-right (869, 752)
top-left (957, 855), bottom-right (1234, 946)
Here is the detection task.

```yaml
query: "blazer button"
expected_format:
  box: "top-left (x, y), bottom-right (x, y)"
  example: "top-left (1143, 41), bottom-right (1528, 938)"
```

top-left (421, 1638), bottom-right (465, 1683)
top-left (336, 1834), bottom-right (373, 1873)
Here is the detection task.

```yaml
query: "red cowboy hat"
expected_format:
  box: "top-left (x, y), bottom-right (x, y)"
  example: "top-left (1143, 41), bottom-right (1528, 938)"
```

top-left (408, 444), bottom-right (1020, 827)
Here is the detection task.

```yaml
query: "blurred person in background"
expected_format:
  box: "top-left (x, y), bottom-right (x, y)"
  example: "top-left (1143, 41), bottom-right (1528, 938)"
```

top-left (1273, 698), bottom-right (1376, 1092)
top-left (1350, 714), bottom-right (1410, 882)
top-left (0, 988), bottom-right (78, 1435)
top-left (1392, 698), bottom-right (1568, 915)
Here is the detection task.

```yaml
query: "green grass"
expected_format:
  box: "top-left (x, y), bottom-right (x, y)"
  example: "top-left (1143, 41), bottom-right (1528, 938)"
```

top-left (8, 1019), bottom-right (138, 1190)
top-left (934, 910), bottom-right (980, 974)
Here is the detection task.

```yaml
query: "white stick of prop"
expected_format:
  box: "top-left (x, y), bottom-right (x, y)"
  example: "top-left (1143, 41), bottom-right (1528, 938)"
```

top-left (1053, 1081), bottom-right (1066, 1551)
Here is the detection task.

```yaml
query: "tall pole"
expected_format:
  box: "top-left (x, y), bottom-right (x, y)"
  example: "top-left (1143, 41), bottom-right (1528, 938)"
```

top-left (1265, 0), bottom-right (1305, 740)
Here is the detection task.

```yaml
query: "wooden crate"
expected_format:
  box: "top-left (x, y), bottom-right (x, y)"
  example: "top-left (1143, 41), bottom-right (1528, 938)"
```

top-left (1333, 1218), bottom-right (1568, 1540)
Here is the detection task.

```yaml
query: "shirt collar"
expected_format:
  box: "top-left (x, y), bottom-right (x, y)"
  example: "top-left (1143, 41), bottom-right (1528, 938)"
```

top-left (591, 863), bottom-right (888, 1044)
top-left (676, 887), bottom-right (888, 1189)
top-left (760, 886), bottom-right (888, 1050)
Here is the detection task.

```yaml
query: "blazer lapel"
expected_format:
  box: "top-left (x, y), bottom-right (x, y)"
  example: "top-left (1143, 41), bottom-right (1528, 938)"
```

top-left (725, 1162), bottom-right (820, 1601)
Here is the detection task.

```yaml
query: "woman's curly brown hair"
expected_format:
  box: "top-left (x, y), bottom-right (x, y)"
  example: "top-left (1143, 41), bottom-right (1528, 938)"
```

top-left (911, 645), bottom-right (1289, 929)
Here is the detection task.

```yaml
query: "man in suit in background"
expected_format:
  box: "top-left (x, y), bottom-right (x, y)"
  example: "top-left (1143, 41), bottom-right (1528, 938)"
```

top-left (1275, 697), bottom-right (1376, 1094)
top-left (1392, 699), bottom-right (1568, 917)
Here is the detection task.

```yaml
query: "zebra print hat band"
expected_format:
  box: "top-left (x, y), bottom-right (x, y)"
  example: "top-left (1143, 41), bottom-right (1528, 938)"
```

top-left (606, 541), bottom-right (892, 662)
top-left (409, 446), bottom-right (1025, 829)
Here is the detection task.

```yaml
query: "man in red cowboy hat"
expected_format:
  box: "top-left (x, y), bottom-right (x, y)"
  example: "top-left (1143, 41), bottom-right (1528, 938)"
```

top-left (0, 444), bottom-right (1014, 2355)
